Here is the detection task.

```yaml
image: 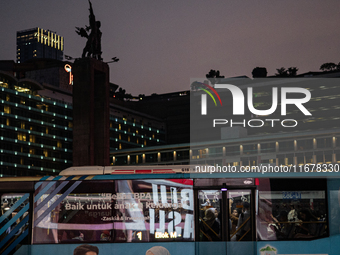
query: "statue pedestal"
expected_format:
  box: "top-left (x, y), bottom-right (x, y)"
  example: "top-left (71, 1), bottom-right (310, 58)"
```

top-left (72, 58), bottom-right (110, 166)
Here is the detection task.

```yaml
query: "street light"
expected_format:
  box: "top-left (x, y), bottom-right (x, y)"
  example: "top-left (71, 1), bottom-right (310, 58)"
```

top-left (106, 57), bottom-right (120, 64)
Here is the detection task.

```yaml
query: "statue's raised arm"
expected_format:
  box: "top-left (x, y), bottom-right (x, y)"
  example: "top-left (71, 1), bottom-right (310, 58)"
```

top-left (89, 0), bottom-right (95, 26)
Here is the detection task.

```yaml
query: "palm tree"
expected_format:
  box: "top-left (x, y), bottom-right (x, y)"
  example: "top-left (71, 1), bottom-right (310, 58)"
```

top-left (287, 67), bottom-right (298, 76)
top-left (275, 67), bottom-right (288, 77)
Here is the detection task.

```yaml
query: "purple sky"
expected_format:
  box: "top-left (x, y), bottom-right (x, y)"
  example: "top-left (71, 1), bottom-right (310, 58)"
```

top-left (1, 0), bottom-right (340, 95)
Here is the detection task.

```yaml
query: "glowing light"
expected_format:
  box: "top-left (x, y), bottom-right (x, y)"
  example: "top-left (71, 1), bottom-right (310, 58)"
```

top-left (64, 64), bottom-right (73, 85)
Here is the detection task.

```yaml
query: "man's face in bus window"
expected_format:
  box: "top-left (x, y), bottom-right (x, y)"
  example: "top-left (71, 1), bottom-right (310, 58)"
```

top-left (85, 252), bottom-right (97, 255)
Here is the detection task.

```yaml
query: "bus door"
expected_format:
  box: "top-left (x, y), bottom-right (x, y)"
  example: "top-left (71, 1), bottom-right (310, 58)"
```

top-left (195, 179), bottom-right (256, 255)
top-left (226, 189), bottom-right (256, 255)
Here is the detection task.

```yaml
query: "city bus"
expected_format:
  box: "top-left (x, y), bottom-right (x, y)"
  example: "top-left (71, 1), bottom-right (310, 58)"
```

top-left (0, 165), bottom-right (339, 255)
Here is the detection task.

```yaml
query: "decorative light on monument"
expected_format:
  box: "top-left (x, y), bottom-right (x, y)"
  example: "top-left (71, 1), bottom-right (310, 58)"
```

top-left (64, 64), bottom-right (73, 85)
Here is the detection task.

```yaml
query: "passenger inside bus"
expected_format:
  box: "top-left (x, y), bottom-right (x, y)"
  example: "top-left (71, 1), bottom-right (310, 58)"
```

top-left (199, 208), bottom-right (220, 241)
top-left (236, 202), bottom-right (251, 241)
top-left (230, 208), bottom-right (240, 238)
top-left (294, 208), bottom-right (318, 238)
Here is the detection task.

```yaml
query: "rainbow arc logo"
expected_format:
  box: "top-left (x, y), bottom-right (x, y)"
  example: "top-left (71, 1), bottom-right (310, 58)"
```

top-left (198, 83), bottom-right (222, 115)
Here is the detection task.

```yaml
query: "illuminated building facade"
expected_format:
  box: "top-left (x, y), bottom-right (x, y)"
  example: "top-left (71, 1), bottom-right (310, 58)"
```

top-left (111, 73), bottom-right (340, 167)
top-left (0, 60), bottom-right (166, 176)
top-left (17, 28), bottom-right (64, 63)
top-left (111, 128), bottom-right (340, 168)
top-left (0, 71), bottom-right (73, 176)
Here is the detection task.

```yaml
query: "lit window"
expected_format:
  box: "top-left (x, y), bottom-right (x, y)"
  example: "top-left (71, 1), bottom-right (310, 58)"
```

top-left (29, 135), bottom-right (35, 143)
top-left (17, 133), bottom-right (26, 141)
top-left (57, 141), bottom-right (62, 148)
top-left (4, 106), bottom-right (10, 114)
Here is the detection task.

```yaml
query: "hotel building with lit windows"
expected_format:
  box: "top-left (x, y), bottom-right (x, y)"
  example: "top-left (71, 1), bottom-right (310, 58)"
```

top-left (111, 128), bottom-right (340, 168)
top-left (17, 28), bottom-right (64, 63)
top-left (111, 73), bottom-right (340, 168)
top-left (0, 59), bottom-right (166, 176)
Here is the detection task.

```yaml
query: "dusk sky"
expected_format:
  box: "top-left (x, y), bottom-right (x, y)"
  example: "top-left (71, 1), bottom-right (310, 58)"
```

top-left (1, 0), bottom-right (340, 96)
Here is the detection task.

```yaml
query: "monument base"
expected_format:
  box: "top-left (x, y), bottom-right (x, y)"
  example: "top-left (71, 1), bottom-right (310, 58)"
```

top-left (72, 58), bottom-right (110, 166)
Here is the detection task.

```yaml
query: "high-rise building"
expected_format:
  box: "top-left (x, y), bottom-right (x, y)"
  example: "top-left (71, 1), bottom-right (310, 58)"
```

top-left (0, 60), bottom-right (166, 176)
top-left (16, 28), bottom-right (64, 63)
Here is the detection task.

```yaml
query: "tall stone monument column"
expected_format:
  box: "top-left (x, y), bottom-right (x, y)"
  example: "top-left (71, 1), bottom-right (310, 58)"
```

top-left (72, 58), bottom-right (110, 166)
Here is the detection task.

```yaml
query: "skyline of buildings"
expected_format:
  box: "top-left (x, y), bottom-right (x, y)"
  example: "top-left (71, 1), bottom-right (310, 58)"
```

top-left (1, 26), bottom-right (340, 176)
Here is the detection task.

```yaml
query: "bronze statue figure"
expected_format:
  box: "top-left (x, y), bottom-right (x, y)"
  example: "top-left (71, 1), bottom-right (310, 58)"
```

top-left (76, 0), bottom-right (102, 60)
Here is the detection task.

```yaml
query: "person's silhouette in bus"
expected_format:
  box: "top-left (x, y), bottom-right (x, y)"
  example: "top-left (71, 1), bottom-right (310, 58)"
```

top-left (74, 244), bottom-right (99, 255)
top-left (272, 210), bottom-right (293, 240)
top-left (236, 202), bottom-right (251, 241)
top-left (200, 208), bottom-right (220, 241)
top-left (230, 208), bottom-right (240, 236)
top-left (288, 203), bottom-right (298, 223)
top-left (294, 209), bottom-right (318, 238)
top-left (67, 230), bottom-right (84, 242)
top-left (100, 230), bottom-right (111, 241)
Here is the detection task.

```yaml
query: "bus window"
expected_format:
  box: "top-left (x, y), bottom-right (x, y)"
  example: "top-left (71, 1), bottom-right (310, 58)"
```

top-left (32, 181), bottom-right (114, 244)
top-left (198, 190), bottom-right (222, 241)
top-left (228, 190), bottom-right (252, 241)
top-left (257, 178), bottom-right (328, 241)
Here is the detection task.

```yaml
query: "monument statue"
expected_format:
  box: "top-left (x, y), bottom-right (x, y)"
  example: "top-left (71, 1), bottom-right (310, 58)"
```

top-left (76, 0), bottom-right (102, 60)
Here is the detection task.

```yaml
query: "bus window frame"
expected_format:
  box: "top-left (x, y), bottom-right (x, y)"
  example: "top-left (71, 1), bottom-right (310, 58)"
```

top-left (257, 178), bottom-right (329, 241)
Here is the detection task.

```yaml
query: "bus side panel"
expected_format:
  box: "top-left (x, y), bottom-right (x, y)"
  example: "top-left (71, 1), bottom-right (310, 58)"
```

top-left (12, 245), bottom-right (29, 255)
top-left (256, 238), bottom-right (332, 255)
top-left (196, 241), bottom-right (256, 255)
top-left (228, 241), bottom-right (255, 255)
top-left (196, 241), bottom-right (227, 255)
top-left (26, 242), bottom-right (196, 255)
